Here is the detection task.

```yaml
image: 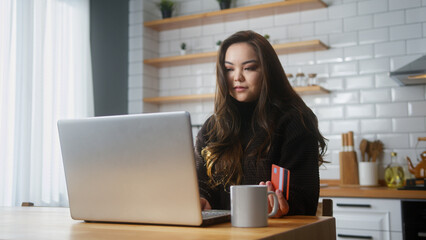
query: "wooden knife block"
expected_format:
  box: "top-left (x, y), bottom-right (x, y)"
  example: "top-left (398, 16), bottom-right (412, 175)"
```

top-left (339, 151), bottom-right (359, 186)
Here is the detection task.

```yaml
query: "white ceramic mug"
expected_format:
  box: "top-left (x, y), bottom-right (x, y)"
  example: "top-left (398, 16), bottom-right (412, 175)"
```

top-left (230, 185), bottom-right (279, 227)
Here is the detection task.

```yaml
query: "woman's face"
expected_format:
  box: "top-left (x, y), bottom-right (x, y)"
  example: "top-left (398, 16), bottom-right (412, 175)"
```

top-left (224, 42), bottom-right (262, 103)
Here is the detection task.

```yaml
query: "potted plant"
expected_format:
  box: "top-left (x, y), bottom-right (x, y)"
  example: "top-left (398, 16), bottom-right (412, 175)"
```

top-left (157, 0), bottom-right (175, 19)
top-left (215, 40), bottom-right (222, 50)
top-left (263, 34), bottom-right (270, 42)
top-left (217, 0), bottom-right (231, 10)
top-left (180, 42), bottom-right (186, 55)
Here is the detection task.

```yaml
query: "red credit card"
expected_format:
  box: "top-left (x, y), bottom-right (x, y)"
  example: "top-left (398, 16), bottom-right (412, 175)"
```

top-left (271, 164), bottom-right (290, 200)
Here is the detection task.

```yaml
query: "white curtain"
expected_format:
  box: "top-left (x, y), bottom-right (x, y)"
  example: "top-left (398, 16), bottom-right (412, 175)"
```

top-left (0, 0), bottom-right (93, 207)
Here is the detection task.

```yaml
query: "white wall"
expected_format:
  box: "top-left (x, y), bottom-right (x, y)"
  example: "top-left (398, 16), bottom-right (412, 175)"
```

top-left (129, 0), bottom-right (426, 180)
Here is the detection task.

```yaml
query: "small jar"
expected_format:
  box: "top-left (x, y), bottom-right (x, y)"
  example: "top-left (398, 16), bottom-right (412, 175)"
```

top-left (286, 73), bottom-right (295, 87)
top-left (308, 73), bottom-right (318, 86)
top-left (295, 72), bottom-right (306, 87)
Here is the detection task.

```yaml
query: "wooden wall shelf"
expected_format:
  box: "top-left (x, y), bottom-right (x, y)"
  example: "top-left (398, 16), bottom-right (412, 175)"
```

top-left (144, 40), bottom-right (328, 68)
top-left (143, 85), bottom-right (330, 104)
top-left (144, 0), bottom-right (327, 31)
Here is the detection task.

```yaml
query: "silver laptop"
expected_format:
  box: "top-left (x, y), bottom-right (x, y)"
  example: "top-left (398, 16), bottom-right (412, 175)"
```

top-left (57, 111), bottom-right (229, 226)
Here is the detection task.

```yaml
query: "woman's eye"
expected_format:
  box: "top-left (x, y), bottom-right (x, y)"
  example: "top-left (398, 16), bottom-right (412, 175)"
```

top-left (244, 67), bottom-right (256, 71)
top-left (225, 68), bottom-right (233, 72)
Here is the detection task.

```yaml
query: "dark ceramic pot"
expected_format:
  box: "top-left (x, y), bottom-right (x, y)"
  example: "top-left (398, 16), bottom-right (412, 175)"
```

top-left (219, 1), bottom-right (231, 10)
top-left (161, 9), bottom-right (172, 18)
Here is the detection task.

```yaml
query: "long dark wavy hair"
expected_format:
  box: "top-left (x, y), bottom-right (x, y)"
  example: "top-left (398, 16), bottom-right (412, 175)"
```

top-left (202, 30), bottom-right (326, 188)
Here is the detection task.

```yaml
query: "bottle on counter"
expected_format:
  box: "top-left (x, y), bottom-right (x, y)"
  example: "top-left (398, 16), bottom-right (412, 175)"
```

top-left (384, 152), bottom-right (405, 188)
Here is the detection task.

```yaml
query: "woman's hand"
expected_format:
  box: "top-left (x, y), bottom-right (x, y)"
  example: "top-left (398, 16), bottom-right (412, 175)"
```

top-left (200, 197), bottom-right (212, 210)
top-left (259, 181), bottom-right (289, 218)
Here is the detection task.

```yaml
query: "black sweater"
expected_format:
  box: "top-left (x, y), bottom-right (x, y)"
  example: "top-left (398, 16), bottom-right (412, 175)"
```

top-left (195, 101), bottom-right (320, 216)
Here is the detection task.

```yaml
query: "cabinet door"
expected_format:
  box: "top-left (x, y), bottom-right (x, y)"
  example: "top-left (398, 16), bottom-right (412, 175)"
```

top-left (336, 229), bottom-right (403, 240)
top-left (336, 229), bottom-right (390, 240)
top-left (329, 198), bottom-right (402, 232)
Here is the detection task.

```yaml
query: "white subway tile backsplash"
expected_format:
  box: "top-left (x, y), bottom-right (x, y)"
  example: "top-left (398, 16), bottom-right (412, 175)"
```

top-left (376, 102), bottom-right (408, 117)
top-left (202, 23), bottom-right (225, 36)
top-left (288, 23), bottom-right (314, 38)
top-left (180, 26), bottom-right (202, 38)
top-left (392, 86), bottom-right (426, 102)
top-left (158, 41), bottom-right (169, 54)
top-left (224, 20), bottom-right (249, 34)
top-left (330, 62), bottom-right (358, 76)
top-left (409, 101), bottom-right (426, 116)
top-left (178, 0), bottom-right (202, 15)
top-left (358, 0), bottom-right (388, 15)
top-left (346, 75), bottom-right (374, 89)
top-left (375, 73), bottom-right (399, 88)
top-left (190, 36), bottom-right (214, 51)
top-left (129, 37), bottom-right (143, 50)
top-left (315, 20), bottom-right (343, 35)
top-left (331, 119), bottom-right (360, 133)
top-left (318, 120), bottom-right (331, 134)
top-left (407, 38), bottom-right (426, 54)
top-left (128, 87), bottom-right (142, 101)
top-left (328, 3), bottom-right (357, 19)
top-left (129, 100), bottom-right (143, 114)
top-left (346, 104), bottom-right (375, 118)
top-left (287, 52), bottom-right (315, 65)
top-left (249, 16), bottom-right (274, 29)
top-left (326, 134), bottom-right (346, 150)
top-left (344, 15), bottom-right (373, 32)
top-left (359, 58), bottom-right (390, 74)
top-left (304, 95), bottom-right (331, 107)
top-left (159, 78), bottom-right (180, 90)
top-left (393, 117), bottom-right (426, 132)
top-left (129, 49), bottom-right (143, 62)
top-left (180, 76), bottom-right (203, 89)
top-left (129, 75), bottom-right (142, 88)
top-left (361, 119), bottom-right (392, 133)
top-left (410, 133), bottom-right (426, 148)
top-left (315, 48), bottom-right (344, 64)
top-left (344, 45), bottom-right (373, 61)
top-left (329, 32), bottom-right (358, 47)
top-left (390, 0), bottom-right (421, 10)
top-left (322, 77), bottom-right (344, 91)
top-left (374, 41), bottom-right (405, 58)
top-left (129, 62), bottom-right (143, 75)
top-left (374, 11), bottom-right (405, 27)
top-left (390, 24), bottom-right (422, 41)
top-left (274, 12), bottom-right (300, 26)
top-left (315, 106), bottom-right (344, 120)
top-left (301, 8), bottom-right (327, 23)
top-left (301, 64), bottom-right (329, 78)
top-left (159, 29), bottom-right (180, 41)
top-left (361, 89), bottom-right (392, 103)
top-left (359, 28), bottom-right (389, 45)
top-left (129, 24), bottom-right (143, 37)
top-left (376, 133), bottom-right (410, 148)
top-left (332, 91), bottom-right (359, 104)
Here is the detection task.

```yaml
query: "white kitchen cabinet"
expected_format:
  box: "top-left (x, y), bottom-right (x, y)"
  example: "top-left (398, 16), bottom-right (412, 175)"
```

top-left (321, 197), bottom-right (403, 240)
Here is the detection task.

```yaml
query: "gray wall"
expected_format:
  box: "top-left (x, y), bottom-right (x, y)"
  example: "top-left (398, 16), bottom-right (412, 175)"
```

top-left (90, 0), bottom-right (128, 116)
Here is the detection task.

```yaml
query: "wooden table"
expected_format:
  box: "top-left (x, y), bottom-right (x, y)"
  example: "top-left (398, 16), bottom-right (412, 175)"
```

top-left (0, 207), bottom-right (336, 240)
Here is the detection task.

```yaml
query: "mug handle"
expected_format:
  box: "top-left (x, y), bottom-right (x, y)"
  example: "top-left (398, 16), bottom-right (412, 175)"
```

top-left (267, 191), bottom-right (279, 217)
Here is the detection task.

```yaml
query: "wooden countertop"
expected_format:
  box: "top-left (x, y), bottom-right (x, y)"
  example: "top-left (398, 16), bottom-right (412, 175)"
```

top-left (0, 207), bottom-right (336, 240)
top-left (320, 180), bottom-right (426, 199)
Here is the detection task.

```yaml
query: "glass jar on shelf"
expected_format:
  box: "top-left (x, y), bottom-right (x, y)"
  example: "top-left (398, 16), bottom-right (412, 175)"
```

top-left (295, 72), bottom-right (306, 87)
top-left (384, 152), bottom-right (405, 188)
top-left (286, 73), bottom-right (295, 87)
top-left (308, 73), bottom-right (318, 86)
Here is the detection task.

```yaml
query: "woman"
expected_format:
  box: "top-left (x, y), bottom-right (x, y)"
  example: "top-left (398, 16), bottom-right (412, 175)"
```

top-left (195, 30), bottom-right (326, 217)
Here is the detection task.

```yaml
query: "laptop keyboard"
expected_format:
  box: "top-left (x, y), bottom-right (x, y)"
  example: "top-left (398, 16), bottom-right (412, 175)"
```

top-left (202, 210), bottom-right (230, 220)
